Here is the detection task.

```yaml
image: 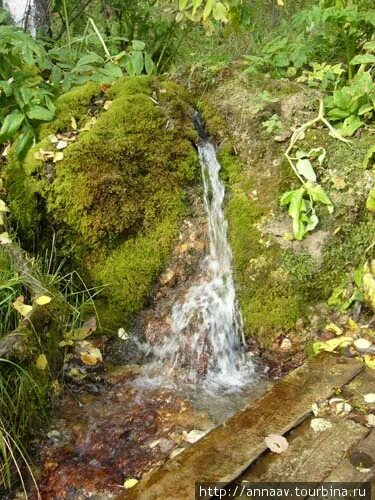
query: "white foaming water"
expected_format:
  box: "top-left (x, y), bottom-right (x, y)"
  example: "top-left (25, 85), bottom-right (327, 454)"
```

top-left (147, 141), bottom-right (255, 394)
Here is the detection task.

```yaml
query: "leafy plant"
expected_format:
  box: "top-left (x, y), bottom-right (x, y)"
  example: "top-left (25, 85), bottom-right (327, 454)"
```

top-left (0, 26), bottom-right (56, 157)
top-left (280, 100), bottom-right (349, 240)
top-left (262, 113), bottom-right (283, 133)
top-left (297, 62), bottom-right (345, 91)
top-left (325, 71), bottom-right (375, 136)
top-left (243, 34), bottom-right (315, 76)
top-left (328, 268), bottom-right (364, 311)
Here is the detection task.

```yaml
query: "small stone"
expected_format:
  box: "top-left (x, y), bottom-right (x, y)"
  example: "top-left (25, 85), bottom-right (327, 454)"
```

top-left (280, 337), bottom-right (292, 352)
top-left (354, 338), bottom-right (372, 352)
top-left (310, 418), bottom-right (333, 432)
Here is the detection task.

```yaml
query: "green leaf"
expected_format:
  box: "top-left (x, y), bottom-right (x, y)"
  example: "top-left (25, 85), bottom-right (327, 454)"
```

top-left (0, 110), bottom-right (25, 141)
top-left (144, 53), bottom-right (155, 75)
top-left (213, 1), bottom-right (228, 22)
top-left (354, 269), bottom-right (362, 287)
top-left (132, 40), bottom-right (146, 51)
top-left (366, 189), bottom-right (375, 212)
top-left (26, 105), bottom-right (54, 122)
top-left (340, 115), bottom-right (363, 137)
top-left (287, 188), bottom-right (305, 221)
top-left (363, 41), bottom-right (375, 53)
top-left (130, 51), bottom-right (144, 75)
top-left (358, 103), bottom-right (373, 115)
top-left (306, 183), bottom-right (334, 213)
top-left (15, 127), bottom-right (34, 158)
top-left (203, 0), bottom-right (214, 19)
top-left (280, 190), bottom-right (297, 206)
top-left (76, 53), bottom-right (104, 66)
top-left (296, 158), bottom-right (317, 182)
top-left (350, 54), bottom-right (375, 65)
top-left (179, 0), bottom-right (188, 9)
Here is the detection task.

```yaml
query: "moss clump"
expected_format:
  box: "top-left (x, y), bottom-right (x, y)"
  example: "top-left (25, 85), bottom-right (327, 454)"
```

top-left (4, 76), bottom-right (199, 331)
top-left (225, 181), bottom-right (307, 346)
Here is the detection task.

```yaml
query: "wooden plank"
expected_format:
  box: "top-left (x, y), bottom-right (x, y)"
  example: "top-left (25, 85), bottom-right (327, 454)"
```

top-left (119, 354), bottom-right (363, 500)
top-left (320, 430), bottom-right (375, 483)
top-left (237, 418), bottom-right (368, 483)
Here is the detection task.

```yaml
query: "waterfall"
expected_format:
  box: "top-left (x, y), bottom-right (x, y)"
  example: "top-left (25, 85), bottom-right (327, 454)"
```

top-left (149, 141), bottom-right (255, 392)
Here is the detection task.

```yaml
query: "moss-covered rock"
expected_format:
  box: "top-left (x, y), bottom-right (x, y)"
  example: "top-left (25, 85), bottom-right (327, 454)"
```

top-left (201, 74), bottom-right (375, 349)
top-left (4, 77), bottom-right (199, 331)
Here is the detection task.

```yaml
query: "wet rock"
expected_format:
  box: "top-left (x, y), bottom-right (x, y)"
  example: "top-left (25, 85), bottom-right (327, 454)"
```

top-left (106, 336), bottom-right (143, 365)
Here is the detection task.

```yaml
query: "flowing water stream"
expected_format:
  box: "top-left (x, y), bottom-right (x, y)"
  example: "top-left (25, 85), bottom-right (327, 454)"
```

top-left (147, 140), bottom-right (255, 394)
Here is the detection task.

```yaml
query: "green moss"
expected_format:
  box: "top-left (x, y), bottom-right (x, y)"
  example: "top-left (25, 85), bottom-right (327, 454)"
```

top-left (281, 250), bottom-right (316, 283)
top-left (40, 82), bottom-right (100, 138)
top-left (94, 201), bottom-right (183, 326)
top-left (4, 77), bottom-right (199, 331)
top-left (318, 217), bottom-right (375, 297)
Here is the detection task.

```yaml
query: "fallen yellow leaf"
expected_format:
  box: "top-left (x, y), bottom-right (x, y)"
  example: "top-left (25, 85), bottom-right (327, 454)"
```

top-left (13, 297), bottom-right (33, 317)
top-left (35, 295), bottom-right (52, 306)
top-left (0, 232), bottom-right (12, 245)
top-left (53, 151), bottom-right (64, 163)
top-left (36, 354), bottom-right (48, 370)
top-left (124, 478), bottom-right (138, 489)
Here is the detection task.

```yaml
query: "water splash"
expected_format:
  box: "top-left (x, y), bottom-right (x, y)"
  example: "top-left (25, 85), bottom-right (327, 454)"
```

top-left (149, 141), bottom-right (255, 392)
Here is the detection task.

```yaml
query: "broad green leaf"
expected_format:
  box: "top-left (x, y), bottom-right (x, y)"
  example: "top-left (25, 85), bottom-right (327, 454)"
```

top-left (358, 103), bottom-right (373, 115)
top-left (306, 183), bottom-right (334, 213)
top-left (27, 105), bottom-right (54, 122)
top-left (203, 0), bottom-right (214, 19)
top-left (363, 41), bottom-right (375, 53)
top-left (296, 158), bottom-right (317, 182)
top-left (76, 53), bottom-right (104, 66)
top-left (15, 128), bottom-right (34, 158)
top-left (340, 115), bottom-right (363, 137)
top-left (280, 190), bottom-right (297, 206)
top-left (213, 1), bottom-right (228, 22)
top-left (0, 110), bottom-right (24, 141)
top-left (179, 0), bottom-right (188, 9)
top-left (350, 54), bottom-right (375, 65)
top-left (130, 51), bottom-right (144, 75)
top-left (287, 188), bottom-right (305, 221)
top-left (132, 40), bottom-right (146, 51)
top-left (144, 53), bottom-right (155, 75)
top-left (305, 212), bottom-right (319, 232)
